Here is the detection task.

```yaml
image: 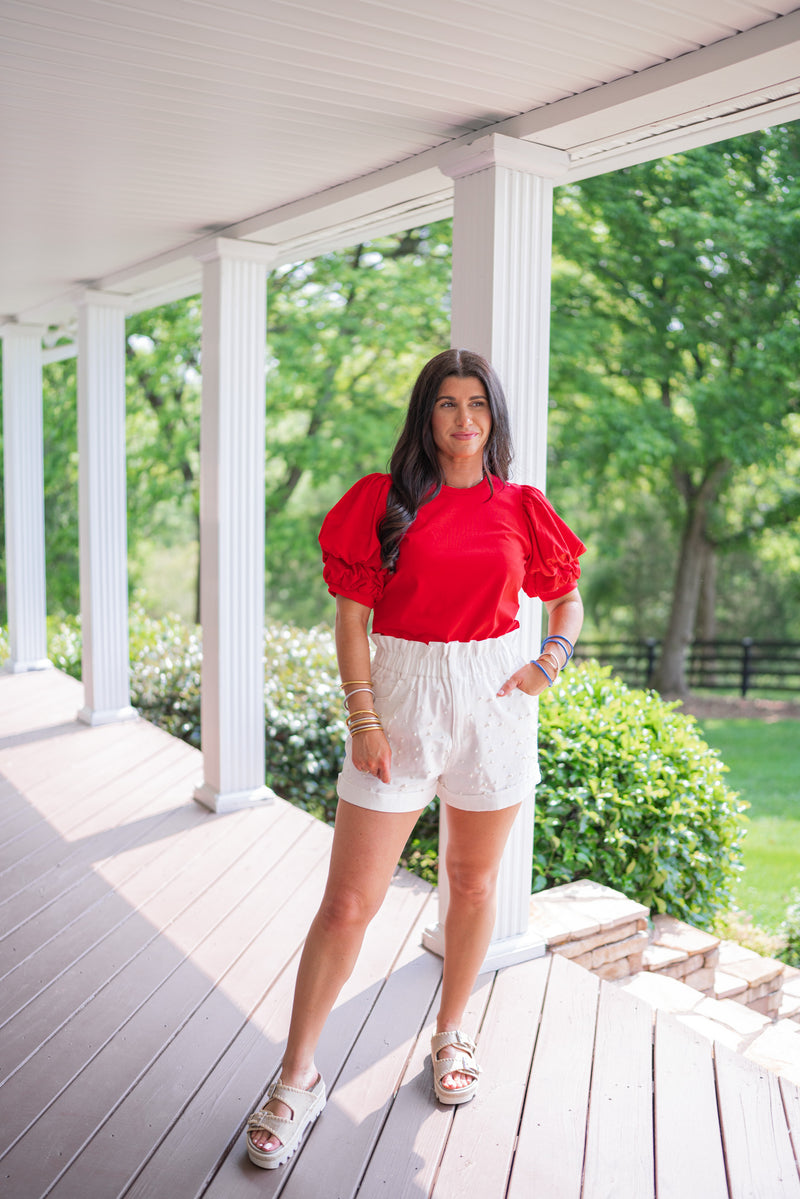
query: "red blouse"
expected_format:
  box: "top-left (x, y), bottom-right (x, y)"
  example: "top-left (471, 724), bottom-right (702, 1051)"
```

top-left (319, 473), bottom-right (585, 643)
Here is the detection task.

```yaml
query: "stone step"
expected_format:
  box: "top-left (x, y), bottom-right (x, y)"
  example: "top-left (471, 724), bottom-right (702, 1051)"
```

top-left (780, 972), bottom-right (800, 1022)
top-left (616, 970), bottom-right (800, 1087)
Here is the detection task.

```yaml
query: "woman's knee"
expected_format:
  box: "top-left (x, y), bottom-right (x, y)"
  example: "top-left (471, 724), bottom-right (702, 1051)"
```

top-left (445, 859), bottom-right (498, 908)
top-left (317, 885), bottom-right (379, 934)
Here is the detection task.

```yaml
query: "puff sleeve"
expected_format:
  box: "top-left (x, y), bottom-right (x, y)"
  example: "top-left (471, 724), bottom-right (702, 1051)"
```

top-left (318, 473), bottom-right (393, 607)
top-left (521, 487), bottom-right (586, 601)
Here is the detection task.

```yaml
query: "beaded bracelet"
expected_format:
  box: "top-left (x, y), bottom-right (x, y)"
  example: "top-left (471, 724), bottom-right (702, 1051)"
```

top-left (541, 634), bottom-right (574, 664)
top-left (531, 659), bottom-right (555, 685)
top-left (530, 646), bottom-right (565, 686)
top-left (347, 722), bottom-right (383, 735)
top-left (345, 708), bottom-right (383, 735)
top-left (538, 650), bottom-right (562, 677)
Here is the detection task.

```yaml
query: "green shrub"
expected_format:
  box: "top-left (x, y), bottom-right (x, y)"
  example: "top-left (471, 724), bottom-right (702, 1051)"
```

top-left (713, 909), bottom-right (787, 959)
top-left (779, 891), bottom-right (800, 968)
top-left (5, 617), bottom-right (746, 925)
top-left (534, 661), bottom-right (747, 926)
top-left (40, 606), bottom-right (345, 820)
top-left (261, 623), bottom-right (343, 823)
top-left (48, 617), bottom-right (83, 677)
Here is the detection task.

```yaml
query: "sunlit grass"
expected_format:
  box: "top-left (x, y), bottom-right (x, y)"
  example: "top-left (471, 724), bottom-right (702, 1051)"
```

top-left (698, 718), bottom-right (800, 931)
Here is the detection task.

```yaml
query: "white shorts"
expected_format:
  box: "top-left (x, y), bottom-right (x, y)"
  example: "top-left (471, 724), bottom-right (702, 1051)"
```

top-left (337, 629), bottom-right (540, 813)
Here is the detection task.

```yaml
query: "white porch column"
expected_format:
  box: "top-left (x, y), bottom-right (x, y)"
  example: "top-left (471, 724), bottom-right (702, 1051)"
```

top-left (1, 324), bottom-right (51, 672)
top-left (424, 134), bottom-right (569, 971)
top-left (77, 291), bottom-right (136, 725)
top-left (193, 239), bottom-right (276, 813)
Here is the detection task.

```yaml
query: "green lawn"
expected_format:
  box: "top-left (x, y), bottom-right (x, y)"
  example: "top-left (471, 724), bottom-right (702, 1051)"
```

top-left (698, 718), bottom-right (800, 931)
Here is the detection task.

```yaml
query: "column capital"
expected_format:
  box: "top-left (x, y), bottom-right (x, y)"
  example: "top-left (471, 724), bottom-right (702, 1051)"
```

top-left (193, 236), bottom-right (277, 268)
top-left (0, 321), bottom-right (47, 341)
top-left (439, 133), bottom-right (570, 181)
top-left (77, 288), bottom-right (130, 311)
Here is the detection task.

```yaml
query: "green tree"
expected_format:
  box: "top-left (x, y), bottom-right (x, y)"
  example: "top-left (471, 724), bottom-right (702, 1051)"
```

top-left (2, 225), bottom-right (452, 628)
top-left (550, 125), bottom-right (800, 693)
top-left (125, 299), bottom-right (203, 619)
top-left (263, 222), bottom-right (452, 624)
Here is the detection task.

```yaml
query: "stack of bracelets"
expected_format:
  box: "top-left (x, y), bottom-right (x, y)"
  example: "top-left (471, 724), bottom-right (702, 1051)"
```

top-left (530, 634), bottom-right (574, 686)
top-left (340, 681), bottom-right (383, 735)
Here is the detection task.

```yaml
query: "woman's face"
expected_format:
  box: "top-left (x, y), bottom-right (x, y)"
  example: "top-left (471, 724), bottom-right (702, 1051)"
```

top-left (431, 375), bottom-right (492, 470)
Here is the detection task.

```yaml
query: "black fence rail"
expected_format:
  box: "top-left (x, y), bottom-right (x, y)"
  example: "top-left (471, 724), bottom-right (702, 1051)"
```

top-left (573, 638), bottom-right (800, 697)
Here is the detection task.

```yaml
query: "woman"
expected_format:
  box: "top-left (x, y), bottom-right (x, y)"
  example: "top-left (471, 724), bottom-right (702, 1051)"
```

top-left (246, 348), bottom-right (584, 1169)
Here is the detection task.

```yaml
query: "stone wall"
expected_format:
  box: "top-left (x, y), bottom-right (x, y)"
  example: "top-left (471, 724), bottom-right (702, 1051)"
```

top-left (530, 880), bottom-right (800, 1024)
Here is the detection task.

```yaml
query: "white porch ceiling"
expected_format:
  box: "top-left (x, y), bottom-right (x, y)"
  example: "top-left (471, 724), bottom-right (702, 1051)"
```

top-left (2, 0), bottom-right (800, 328)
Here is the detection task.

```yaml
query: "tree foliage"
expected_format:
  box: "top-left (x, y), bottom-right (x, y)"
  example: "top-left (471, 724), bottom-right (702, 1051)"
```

top-left (263, 223), bottom-right (451, 624)
top-left (0, 223), bottom-right (451, 624)
top-left (3, 131), bottom-right (800, 663)
top-left (549, 125), bottom-right (800, 691)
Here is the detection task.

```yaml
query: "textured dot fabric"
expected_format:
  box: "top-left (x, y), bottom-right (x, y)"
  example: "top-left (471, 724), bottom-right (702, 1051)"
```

top-left (319, 473), bottom-right (586, 644)
top-left (337, 630), bottom-right (540, 813)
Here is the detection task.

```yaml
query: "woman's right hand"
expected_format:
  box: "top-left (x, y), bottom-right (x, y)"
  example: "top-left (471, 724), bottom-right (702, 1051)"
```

top-left (351, 728), bottom-right (392, 783)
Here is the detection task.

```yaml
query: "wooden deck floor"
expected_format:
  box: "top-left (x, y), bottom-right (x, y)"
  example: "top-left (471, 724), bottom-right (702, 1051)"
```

top-left (2, 667), bottom-right (800, 1199)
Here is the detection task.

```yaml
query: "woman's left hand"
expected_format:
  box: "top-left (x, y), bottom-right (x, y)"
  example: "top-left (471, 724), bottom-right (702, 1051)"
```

top-left (496, 662), bottom-right (551, 698)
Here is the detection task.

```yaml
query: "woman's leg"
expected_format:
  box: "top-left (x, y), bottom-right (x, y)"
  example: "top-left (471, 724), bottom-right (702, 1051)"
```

top-left (435, 802), bottom-right (522, 1092)
top-left (251, 798), bottom-right (422, 1151)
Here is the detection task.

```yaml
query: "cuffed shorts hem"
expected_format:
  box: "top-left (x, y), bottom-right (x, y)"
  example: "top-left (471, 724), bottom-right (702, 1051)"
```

top-left (336, 778), bottom-right (435, 814)
top-left (437, 772), bottom-right (540, 812)
top-left (336, 772), bottom-right (538, 814)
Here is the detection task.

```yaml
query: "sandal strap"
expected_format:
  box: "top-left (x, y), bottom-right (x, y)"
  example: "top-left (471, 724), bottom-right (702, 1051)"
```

top-left (248, 1107), bottom-right (289, 1137)
top-left (247, 1078), bottom-right (323, 1136)
top-left (431, 1029), bottom-right (478, 1058)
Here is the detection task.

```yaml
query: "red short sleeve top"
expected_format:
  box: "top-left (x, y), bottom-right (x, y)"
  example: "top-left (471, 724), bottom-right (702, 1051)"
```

top-left (319, 473), bottom-right (585, 643)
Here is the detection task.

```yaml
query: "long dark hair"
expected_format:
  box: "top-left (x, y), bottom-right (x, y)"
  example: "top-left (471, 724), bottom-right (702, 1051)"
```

top-left (378, 348), bottom-right (513, 571)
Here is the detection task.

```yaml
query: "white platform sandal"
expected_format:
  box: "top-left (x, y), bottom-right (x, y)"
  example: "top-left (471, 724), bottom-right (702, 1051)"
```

top-left (246, 1075), bottom-right (326, 1169)
top-left (431, 1030), bottom-right (481, 1105)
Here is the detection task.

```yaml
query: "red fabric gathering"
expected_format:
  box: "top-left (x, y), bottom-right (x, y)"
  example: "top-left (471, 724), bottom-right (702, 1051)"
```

top-left (319, 473), bottom-right (585, 644)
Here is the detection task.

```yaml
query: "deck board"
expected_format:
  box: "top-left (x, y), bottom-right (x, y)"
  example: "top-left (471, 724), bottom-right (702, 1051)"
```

top-left (582, 964), bottom-right (655, 1199)
top-left (0, 746), bottom-right (202, 930)
top-left (716, 1042), bottom-right (800, 1199)
top-left (433, 956), bottom-right (549, 1199)
top-left (507, 951), bottom-right (598, 1199)
top-left (654, 1012), bottom-right (728, 1199)
top-left (1, 668), bottom-right (799, 1198)
top-left (782, 1077), bottom-right (800, 1172)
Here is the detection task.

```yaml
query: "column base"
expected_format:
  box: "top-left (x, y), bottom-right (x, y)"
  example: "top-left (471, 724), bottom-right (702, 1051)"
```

top-left (77, 704), bottom-right (138, 727)
top-left (193, 781), bottom-right (277, 814)
top-left (422, 921), bottom-right (548, 973)
top-left (4, 657), bottom-right (53, 673)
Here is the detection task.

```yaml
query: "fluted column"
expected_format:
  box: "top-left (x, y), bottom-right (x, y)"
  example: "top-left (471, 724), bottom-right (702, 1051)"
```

top-left (193, 240), bottom-right (276, 813)
top-left (77, 292), bottom-right (136, 725)
top-left (424, 134), bottom-right (569, 970)
top-left (1, 324), bottom-right (51, 672)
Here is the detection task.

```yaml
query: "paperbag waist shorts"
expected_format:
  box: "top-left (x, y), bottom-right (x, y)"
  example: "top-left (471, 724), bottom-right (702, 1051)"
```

top-left (337, 628), bottom-right (540, 813)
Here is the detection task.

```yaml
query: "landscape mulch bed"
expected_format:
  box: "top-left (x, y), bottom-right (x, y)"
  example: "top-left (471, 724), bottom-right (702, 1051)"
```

top-left (677, 695), bottom-right (800, 722)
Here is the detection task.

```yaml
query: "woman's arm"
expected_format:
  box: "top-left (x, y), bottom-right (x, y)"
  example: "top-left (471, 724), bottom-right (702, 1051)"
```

top-left (335, 596), bottom-right (392, 783)
top-left (496, 588), bottom-right (584, 698)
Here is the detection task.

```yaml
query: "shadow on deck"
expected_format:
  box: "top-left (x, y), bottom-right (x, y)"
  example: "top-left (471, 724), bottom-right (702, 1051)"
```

top-left (1, 669), bottom-right (799, 1198)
